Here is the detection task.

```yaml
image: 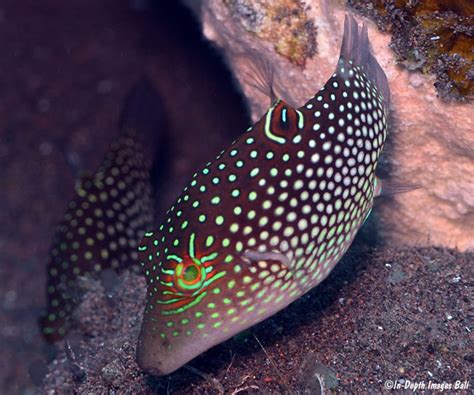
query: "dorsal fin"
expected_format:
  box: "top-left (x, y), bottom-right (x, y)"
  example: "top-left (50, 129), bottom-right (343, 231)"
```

top-left (340, 15), bottom-right (390, 108)
top-left (242, 51), bottom-right (277, 104)
top-left (233, 50), bottom-right (298, 108)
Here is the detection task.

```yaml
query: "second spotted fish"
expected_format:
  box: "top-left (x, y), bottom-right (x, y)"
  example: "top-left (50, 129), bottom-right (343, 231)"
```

top-left (39, 80), bottom-right (165, 341)
top-left (137, 15), bottom-right (391, 375)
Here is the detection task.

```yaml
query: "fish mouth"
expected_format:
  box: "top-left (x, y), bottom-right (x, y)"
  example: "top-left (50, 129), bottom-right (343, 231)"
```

top-left (135, 316), bottom-right (191, 376)
top-left (136, 335), bottom-right (176, 376)
top-left (136, 352), bottom-right (171, 377)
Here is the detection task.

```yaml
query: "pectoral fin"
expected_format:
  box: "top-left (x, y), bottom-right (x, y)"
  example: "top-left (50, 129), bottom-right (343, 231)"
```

top-left (242, 249), bottom-right (305, 294)
top-left (374, 176), bottom-right (421, 198)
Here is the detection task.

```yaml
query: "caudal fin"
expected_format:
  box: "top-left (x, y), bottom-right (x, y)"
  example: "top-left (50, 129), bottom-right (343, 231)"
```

top-left (340, 15), bottom-right (390, 108)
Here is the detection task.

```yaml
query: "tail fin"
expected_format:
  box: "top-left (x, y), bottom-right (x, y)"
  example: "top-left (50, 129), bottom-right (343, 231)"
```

top-left (340, 15), bottom-right (390, 108)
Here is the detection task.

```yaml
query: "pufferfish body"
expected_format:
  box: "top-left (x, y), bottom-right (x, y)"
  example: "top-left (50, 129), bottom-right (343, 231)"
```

top-left (39, 80), bottom-right (165, 341)
top-left (137, 15), bottom-right (391, 375)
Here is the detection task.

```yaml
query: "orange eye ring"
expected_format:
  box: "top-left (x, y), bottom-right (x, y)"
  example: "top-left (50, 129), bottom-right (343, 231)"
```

top-left (174, 260), bottom-right (205, 292)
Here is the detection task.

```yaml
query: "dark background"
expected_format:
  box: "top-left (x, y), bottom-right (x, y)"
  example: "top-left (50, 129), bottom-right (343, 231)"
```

top-left (0, 1), bottom-right (248, 392)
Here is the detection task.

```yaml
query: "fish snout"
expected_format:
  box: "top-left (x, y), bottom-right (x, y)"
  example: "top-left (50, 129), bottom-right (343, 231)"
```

top-left (135, 318), bottom-right (190, 376)
top-left (136, 333), bottom-right (176, 376)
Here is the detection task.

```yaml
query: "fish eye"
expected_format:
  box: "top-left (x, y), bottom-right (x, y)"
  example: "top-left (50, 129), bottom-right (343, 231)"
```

top-left (174, 260), bottom-right (205, 292)
top-left (183, 265), bottom-right (199, 282)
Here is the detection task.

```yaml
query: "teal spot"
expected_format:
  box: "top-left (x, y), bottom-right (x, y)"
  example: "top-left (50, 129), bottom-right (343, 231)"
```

top-left (250, 168), bottom-right (260, 177)
top-left (222, 238), bottom-right (230, 247)
top-left (206, 235), bottom-right (214, 247)
top-left (248, 191), bottom-right (257, 201)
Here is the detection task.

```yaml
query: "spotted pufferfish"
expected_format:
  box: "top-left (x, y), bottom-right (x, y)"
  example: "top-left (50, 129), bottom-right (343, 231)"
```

top-left (39, 80), bottom-right (164, 341)
top-left (137, 15), bottom-right (392, 375)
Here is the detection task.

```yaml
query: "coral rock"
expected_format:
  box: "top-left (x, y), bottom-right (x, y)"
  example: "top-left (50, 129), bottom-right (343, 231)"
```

top-left (188, 0), bottom-right (474, 251)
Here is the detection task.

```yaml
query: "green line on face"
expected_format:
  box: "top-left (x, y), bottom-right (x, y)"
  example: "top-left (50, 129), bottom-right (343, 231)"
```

top-left (201, 252), bottom-right (218, 263)
top-left (201, 270), bottom-right (226, 289)
top-left (265, 103), bottom-right (286, 145)
top-left (167, 255), bottom-right (182, 263)
top-left (156, 297), bottom-right (183, 305)
top-left (163, 290), bottom-right (184, 296)
top-left (160, 291), bottom-right (208, 316)
top-left (189, 233), bottom-right (196, 259)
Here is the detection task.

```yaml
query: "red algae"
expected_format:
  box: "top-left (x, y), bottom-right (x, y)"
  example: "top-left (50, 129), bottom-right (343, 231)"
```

top-left (349, 0), bottom-right (474, 101)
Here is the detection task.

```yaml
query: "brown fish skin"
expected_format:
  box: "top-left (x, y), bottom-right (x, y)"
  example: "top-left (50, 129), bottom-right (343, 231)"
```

top-left (136, 15), bottom-right (392, 376)
top-left (39, 80), bottom-right (166, 342)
